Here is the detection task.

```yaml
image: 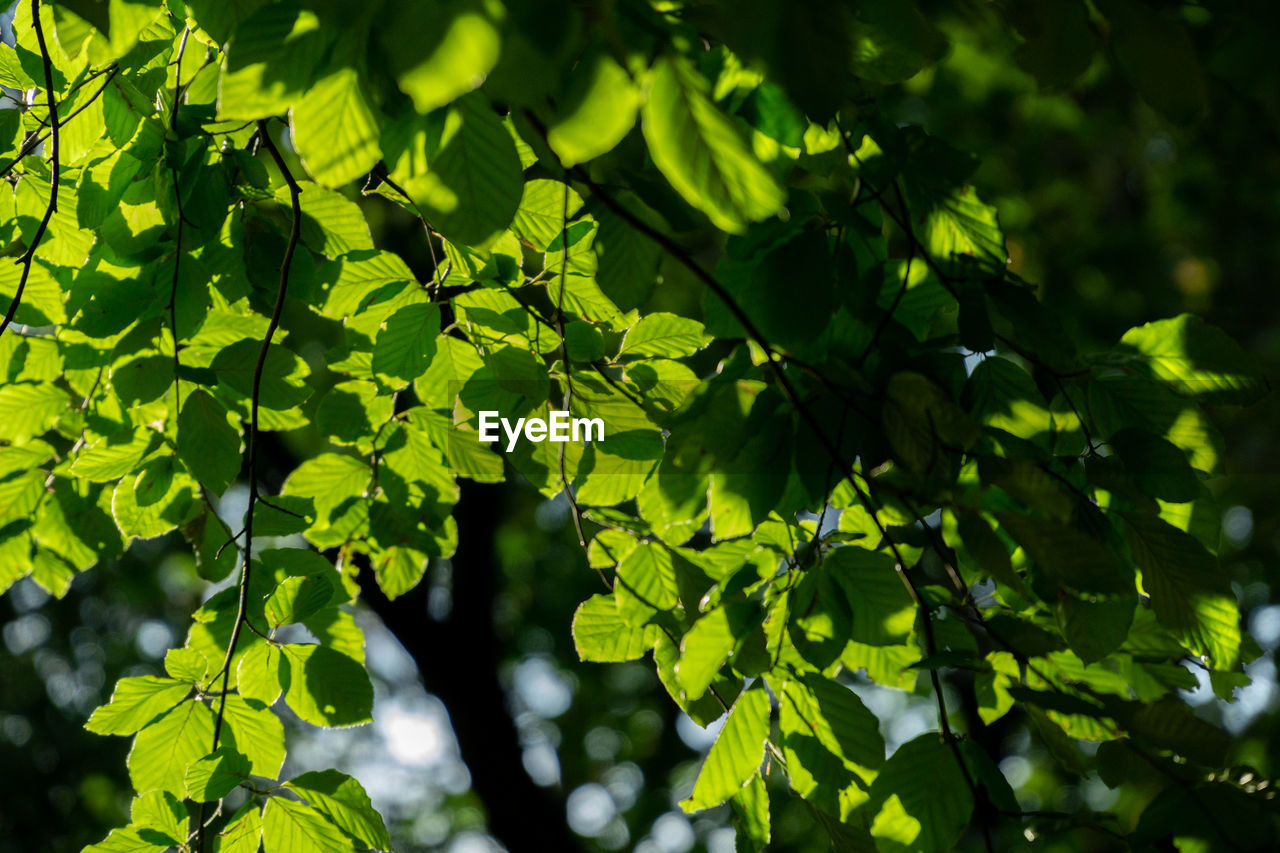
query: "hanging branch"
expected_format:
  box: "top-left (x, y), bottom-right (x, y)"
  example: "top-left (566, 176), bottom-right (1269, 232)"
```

top-left (551, 182), bottom-right (592, 561)
top-left (199, 120), bottom-right (302, 851)
top-left (1, 0), bottom-right (60, 340)
top-left (166, 27), bottom-right (191, 417)
top-left (369, 169), bottom-right (448, 297)
top-left (854, 192), bottom-right (915, 369)
top-left (521, 112), bottom-right (995, 850)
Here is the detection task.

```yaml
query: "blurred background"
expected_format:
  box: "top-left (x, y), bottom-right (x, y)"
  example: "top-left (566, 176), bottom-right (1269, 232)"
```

top-left (3, 2), bottom-right (1280, 851)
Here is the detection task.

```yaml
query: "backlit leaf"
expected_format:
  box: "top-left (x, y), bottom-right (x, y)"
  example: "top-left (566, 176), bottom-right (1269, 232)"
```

top-left (642, 56), bottom-right (785, 234)
top-left (682, 687), bottom-right (770, 812)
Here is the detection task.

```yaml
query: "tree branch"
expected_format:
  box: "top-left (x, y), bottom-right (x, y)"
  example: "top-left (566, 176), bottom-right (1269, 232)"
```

top-left (165, 28), bottom-right (191, 412)
top-left (551, 181), bottom-right (594, 569)
top-left (1, 0), bottom-right (60, 340)
top-left (199, 120), bottom-right (303, 852)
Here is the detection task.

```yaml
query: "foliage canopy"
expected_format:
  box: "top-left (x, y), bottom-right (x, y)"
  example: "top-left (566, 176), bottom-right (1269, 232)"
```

top-left (0, 0), bottom-right (1272, 851)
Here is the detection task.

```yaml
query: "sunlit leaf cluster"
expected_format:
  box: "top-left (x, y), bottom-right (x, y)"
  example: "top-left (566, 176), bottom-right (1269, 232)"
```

top-left (0, 0), bottom-right (1270, 850)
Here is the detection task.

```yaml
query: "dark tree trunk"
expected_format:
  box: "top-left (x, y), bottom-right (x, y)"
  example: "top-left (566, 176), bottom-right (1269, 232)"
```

top-left (358, 481), bottom-right (583, 852)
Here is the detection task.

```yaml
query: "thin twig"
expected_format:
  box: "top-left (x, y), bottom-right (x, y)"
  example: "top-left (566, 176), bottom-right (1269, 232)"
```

top-left (550, 182), bottom-right (600, 584)
top-left (170, 26), bottom-right (190, 131)
top-left (854, 192), bottom-right (915, 369)
top-left (200, 120), bottom-right (303, 852)
top-left (371, 170), bottom-right (447, 296)
top-left (1, 0), bottom-right (59, 340)
top-left (165, 166), bottom-right (185, 411)
top-left (165, 28), bottom-right (192, 447)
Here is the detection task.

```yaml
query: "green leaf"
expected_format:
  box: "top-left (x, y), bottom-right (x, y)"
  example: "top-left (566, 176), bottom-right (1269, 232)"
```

top-left (637, 461), bottom-right (708, 547)
top-left (285, 769), bottom-right (391, 851)
top-left (218, 3), bottom-right (330, 120)
top-left (31, 550), bottom-right (75, 598)
top-left (1124, 514), bottom-right (1240, 669)
top-left (783, 674), bottom-right (885, 771)
top-left (1128, 697), bottom-right (1231, 767)
top-left (0, 255), bottom-right (63, 326)
top-left (265, 574), bottom-right (334, 628)
top-left (320, 250), bottom-right (417, 319)
top-left (212, 340), bottom-right (312, 410)
top-left (827, 546), bottom-right (914, 646)
top-left (1007, 0), bottom-right (1099, 88)
top-left (112, 354), bottom-right (172, 406)
top-left (511, 179), bottom-right (583, 252)
top-left (178, 390), bottom-right (242, 494)
top-left (250, 495), bottom-right (317, 537)
top-left (615, 542), bottom-right (680, 625)
top-left (642, 56), bottom-right (785, 234)
top-left (297, 187), bottom-right (376, 256)
top-left (682, 687), bottom-right (770, 812)
top-left (730, 773), bottom-right (771, 852)
top-left (86, 676), bottom-right (192, 736)
top-left (261, 797), bottom-right (356, 853)
top-left (963, 356), bottom-right (1053, 446)
top-left (1109, 427), bottom-right (1201, 502)
top-left (0, 440), bottom-right (55, 479)
top-left (373, 546), bottom-right (429, 601)
top-left (283, 644), bottom-right (374, 728)
top-left (676, 607), bottom-right (741, 700)
top-left (621, 312), bottom-right (711, 358)
top-left (129, 790), bottom-right (187, 846)
top-left (372, 302), bottom-right (441, 385)
top-left (400, 93), bottom-right (523, 245)
top-left (547, 50), bottom-right (641, 167)
top-left (0, 382), bottom-right (68, 442)
top-left (922, 184), bottom-right (1007, 267)
top-left (291, 66), bottom-right (381, 188)
top-left (997, 513), bottom-right (1134, 595)
top-left (304, 608), bottom-right (368, 665)
top-left (281, 453), bottom-right (369, 520)
top-left (1087, 374), bottom-right (1223, 473)
top-left (1119, 314), bottom-right (1267, 404)
top-left (221, 693), bottom-right (287, 780)
top-left (0, 470), bottom-right (48, 529)
top-left (1057, 594), bottom-right (1136, 665)
top-left (383, 0), bottom-right (503, 115)
top-left (127, 700), bottom-right (216, 796)
top-left (1099, 0), bottom-right (1207, 125)
top-left (236, 642), bottom-right (286, 706)
top-left (776, 673), bottom-right (881, 818)
top-left (789, 563), bottom-right (852, 669)
top-left (184, 746), bottom-right (251, 802)
top-left (81, 828), bottom-right (168, 853)
top-left (869, 734), bottom-right (974, 853)
top-left (952, 510), bottom-right (1024, 594)
top-left (316, 381), bottom-right (395, 449)
top-left (883, 372), bottom-right (978, 477)
top-left (564, 320), bottom-right (605, 363)
top-left (596, 201), bottom-right (663, 312)
top-left (214, 802), bottom-right (263, 853)
top-left (572, 594), bottom-right (652, 662)
top-left (165, 648), bottom-right (210, 684)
